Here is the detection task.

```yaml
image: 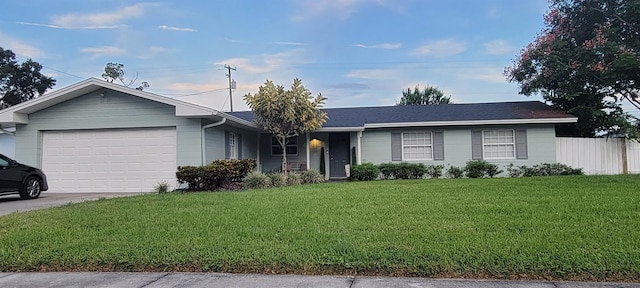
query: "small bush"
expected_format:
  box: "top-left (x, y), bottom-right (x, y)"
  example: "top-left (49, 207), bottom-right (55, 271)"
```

top-left (286, 172), bottom-right (303, 186)
top-left (350, 163), bottom-right (379, 181)
top-left (154, 180), bottom-right (171, 194)
top-left (267, 172), bottom-right (286, 187)
top-left (378, 163), bottom-right (396, 179)
top-left (301, 170), bottom-right (325, 184)
top-left (425, 165), bottom-right (444, 179)
top-left (395, 162), bottom-right (426, 179)
top-left (176, 159), bottom-right (258, 191)
top-left (446, 166), bottom-right (464, 179)
top-left (243, 171), bottom-right (272, 189)
top-left (464, 160), bottom-right (503, 178)
top-left (512, 163), bottom-right (583, 177)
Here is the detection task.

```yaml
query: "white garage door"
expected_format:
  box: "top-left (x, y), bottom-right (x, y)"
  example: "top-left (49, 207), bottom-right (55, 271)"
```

top-left (42, 127), bottom-right (177, 193)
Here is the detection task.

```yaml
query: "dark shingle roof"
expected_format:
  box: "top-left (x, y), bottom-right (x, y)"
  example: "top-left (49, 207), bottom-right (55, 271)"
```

top-left (227, 101), bottom-right (575, 128)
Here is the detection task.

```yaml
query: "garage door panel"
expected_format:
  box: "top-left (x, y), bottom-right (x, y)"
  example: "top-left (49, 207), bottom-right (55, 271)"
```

top-left (42, 128), bottom-right (177, 193)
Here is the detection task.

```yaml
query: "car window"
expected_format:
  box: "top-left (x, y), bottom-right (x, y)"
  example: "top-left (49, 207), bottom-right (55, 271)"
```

top-left (0, 158), bottom-right (8, 167)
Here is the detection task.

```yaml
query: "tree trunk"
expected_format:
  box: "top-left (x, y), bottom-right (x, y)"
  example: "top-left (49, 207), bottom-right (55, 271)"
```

top-left (279, 136), bottom-right (288, 175)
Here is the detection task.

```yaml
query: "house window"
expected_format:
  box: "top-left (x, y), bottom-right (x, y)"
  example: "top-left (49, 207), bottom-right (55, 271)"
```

top-left (483, 130), bottom-right (515, 159)
top-left (228, 132), bottom-right (237, 159)
top-left (402, 132), bottom-right (433, 160)
top-left (271, 136), bottom-right (298, 156)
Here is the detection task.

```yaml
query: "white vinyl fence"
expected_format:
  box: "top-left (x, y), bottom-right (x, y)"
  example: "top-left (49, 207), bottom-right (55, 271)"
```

top-left (556, 137), bottom-right (640, 175)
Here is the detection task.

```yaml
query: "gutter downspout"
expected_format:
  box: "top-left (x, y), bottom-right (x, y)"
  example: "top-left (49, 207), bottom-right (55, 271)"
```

top-left (201, 118), bottom-right (227, 165)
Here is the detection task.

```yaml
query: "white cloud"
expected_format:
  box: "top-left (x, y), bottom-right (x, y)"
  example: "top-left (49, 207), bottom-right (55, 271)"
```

top-left (137, 46), bottom-right (174, 59)
top-left (50, 3), bottom-right (148, 29)
top-left (158, 25), bottom-right (196, 32)
top-left (292, 0), bottom-right (381, 20)
top-left (216, 49), bottom-right (310, 74)
top-left (271, 41), bottom-right (309, 46)
top-left (80, 46), bottom-right (126, 58)
top-left (457, 67), bottom-right (508, 83)
top-left (353, 43), bottom-right (401, 49)
top-left (346, 69), bottom-right (397, 80)
top-left (411, 39), bottom-right (466, 57)
top-left (0, 32), bottom-right (46, 58)
top-left (17, 21), bottom-right (125, 30)
top-left (483, 40), bottom-right (513, 55)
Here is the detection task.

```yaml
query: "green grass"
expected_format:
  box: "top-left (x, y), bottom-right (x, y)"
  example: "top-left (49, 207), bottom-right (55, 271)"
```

top-left (1, 175), bottom-right (639, 281)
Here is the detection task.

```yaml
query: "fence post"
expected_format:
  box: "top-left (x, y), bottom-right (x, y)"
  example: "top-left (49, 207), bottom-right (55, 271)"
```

top-left (622, 138), bottom-right (628, 174)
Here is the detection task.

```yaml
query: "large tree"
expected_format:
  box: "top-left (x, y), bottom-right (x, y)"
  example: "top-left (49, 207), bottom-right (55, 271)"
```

top-left (102, 62), bottom-right (149, 91)
top-left (244, 78), bottom-right (327, 174)
top-left (0, 47), bottom-right (55, 109)
top-left (505, 0), bottom-right (640, 137)
top-left (397, 85), bottom-right (451, 105)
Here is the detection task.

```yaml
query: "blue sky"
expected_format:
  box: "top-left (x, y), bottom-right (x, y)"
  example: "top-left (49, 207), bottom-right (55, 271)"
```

top-left (1, 0), bottom-right (552, 111)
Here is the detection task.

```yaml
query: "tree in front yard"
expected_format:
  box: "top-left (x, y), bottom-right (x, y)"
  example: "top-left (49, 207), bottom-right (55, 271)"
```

top-left (397, 85), bottom-right (451, 105)
top-left (244, 78), bottom-right (327, 174)
top-left (504, 0), bottom-right (640, 137)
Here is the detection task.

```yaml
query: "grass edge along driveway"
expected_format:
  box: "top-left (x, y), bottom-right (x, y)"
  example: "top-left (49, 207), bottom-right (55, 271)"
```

top-left (0, 175), bottom-right (638, 282)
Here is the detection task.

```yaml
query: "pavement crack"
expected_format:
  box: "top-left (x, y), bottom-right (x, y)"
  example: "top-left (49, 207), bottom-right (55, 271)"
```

top-left (348, 277), bottom-right (357, 288)
top-left (139, 272), bottom-right (170, 288)
top-left (550, 282), bottom-right (560, 288)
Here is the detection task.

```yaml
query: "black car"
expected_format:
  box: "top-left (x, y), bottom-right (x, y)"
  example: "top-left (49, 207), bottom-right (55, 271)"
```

top-left (0, 153), bottom-right (48, 199)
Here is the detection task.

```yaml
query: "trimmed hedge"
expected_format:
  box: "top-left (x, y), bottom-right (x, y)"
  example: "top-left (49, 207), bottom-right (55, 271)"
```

top-left (176, 159), bottom-right (257, 191)
top-left (464, 160), bottom-right (503, 178)
top-left (507, 163), bottom-right (584, 177)
top-left (350, 163), bottom-right (380, 181)
top-left (378, 162), bottom-right (426, 179)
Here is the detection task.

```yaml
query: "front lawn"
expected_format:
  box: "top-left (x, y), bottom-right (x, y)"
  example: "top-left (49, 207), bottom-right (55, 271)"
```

top-left (1, 175), bottom-right (639, 281)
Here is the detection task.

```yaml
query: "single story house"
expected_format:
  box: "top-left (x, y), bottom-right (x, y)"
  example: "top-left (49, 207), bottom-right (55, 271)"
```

top-left (0, 127), bottom-right (15, 158)
top-left (0, 78), bottom-right (577, 193)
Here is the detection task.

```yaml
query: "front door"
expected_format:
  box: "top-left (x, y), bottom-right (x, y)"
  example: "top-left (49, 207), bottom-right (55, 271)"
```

top-left (329, 133), bottom-right (350, 178)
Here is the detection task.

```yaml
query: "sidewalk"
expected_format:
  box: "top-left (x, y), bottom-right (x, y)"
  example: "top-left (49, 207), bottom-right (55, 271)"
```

top-left (0, 272), bottom-right (638, 288)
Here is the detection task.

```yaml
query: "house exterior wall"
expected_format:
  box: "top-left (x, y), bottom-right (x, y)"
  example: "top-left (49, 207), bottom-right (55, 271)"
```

top-left (14, 90), bottom-right (202, 168)
top-left (204, 124), bottom-right (258, 164)
top-left (0, 133), bottom-right (15, 158)
top-left (360, 124), bottom-right (557, 174)
top-left (258, 133), bottom-right (309, 172)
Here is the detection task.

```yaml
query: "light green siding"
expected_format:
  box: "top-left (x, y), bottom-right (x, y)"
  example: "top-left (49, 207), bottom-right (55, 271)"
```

top-left (205, 124), bottom-right (258, 164)
top-left (15, 89), bottom-right (202, 168)
top-left (258, 133), bottom-right (309, 172)
top-left (360, 125), bottom-right (557, 175)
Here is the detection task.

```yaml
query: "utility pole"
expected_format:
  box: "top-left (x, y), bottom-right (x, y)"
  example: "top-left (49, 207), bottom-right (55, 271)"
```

top-left (224, 64), bottom-right (237, 112)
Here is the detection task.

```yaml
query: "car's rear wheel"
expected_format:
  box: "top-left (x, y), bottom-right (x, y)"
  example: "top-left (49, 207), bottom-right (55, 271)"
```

top-left (19, 177), bottom-right (42, 200)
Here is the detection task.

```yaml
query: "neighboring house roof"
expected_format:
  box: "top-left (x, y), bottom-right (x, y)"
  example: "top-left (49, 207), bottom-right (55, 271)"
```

top-left (0, 78), bottom-right (257, 129)
top-left (229, 101), bottom-right (577, 131)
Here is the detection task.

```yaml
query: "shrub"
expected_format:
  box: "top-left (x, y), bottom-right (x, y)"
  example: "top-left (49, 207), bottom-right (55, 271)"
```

top-left (506, 163), bottom-right (583, 177)
top-left (463, 160), bottom-right (503, 178)
top-left (243, 171), bottom-right (272, 189)
top-left (154, 180), bottom-right (171, 194)
top-left (286, 172), bottom-right (303, 186)
top-left (425, 165), bottom-right (444, 179)
top-left (176, 159), bottom-right (257, 191)
top-left (446, 166), bottom-right (464, 179)
top-left (301, 170), bottom-right (325, 184)
top-left (485, 164), bottom-right (503, 178)
top-left (395, 162), bottom-right (426, 179)
top-left (378, 163), bottom-right (396, 179)
top-left (350, 163), bottom-right (379, 181)
top-left (267, 172), bottom-right (286, 187)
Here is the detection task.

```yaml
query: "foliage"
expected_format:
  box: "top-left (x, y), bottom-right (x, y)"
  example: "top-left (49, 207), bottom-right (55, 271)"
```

top-left (464, 160), bottom-right (503, 178)
top-left (2, 176), bottom-right (640, 281)
top-left (507, 162), bottom-right (584, 177)
top-left (153, 180), bottom-right (171, 194)
top-left (176, 159), bottom-right (257, 191)
top-left (244, 78), bottom-right (327, 174)
top-left (300, 169), bottom-right (325, 184)
top-left (286, 172), bottom-right (303, 186)
top-left (267, 172), bottom-right (286, 187)
top-left (350, 163), bottom-right (379, 181)
top-left (446, 165), bottom-right (464, 179)
top-left (375, 162), bottom-right (426, 179)
top-left (397, 85), bottom-right (451, 105)
top-left (243, 171), bottom-right (272, 189)
top-left (425, 164), bottom-right (444, 179)
top-left (102, 62), bottom-right (149, 91)
top-left (505, 0), bottom-right (640, 137)
top-left (0, 47), bottom-right (56, 109)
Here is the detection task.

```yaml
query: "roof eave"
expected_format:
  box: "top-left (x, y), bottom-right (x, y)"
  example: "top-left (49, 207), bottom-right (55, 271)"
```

top-left (363, 117), bottom-right (579, 128)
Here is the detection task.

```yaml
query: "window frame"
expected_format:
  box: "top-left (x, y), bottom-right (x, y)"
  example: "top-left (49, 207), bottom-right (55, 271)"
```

top-left (271, 136), bottom-right (298, 156)
top-left (228, 132), bottom-right (237, 159)
top-left (401, 131), bottom-right (434, 161)
top-left (482, 129), bottom-right (516, 160)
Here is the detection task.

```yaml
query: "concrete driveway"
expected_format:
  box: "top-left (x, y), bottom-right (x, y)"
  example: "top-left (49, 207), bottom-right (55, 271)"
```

top-left (0, 193), bottom-right (145, 216)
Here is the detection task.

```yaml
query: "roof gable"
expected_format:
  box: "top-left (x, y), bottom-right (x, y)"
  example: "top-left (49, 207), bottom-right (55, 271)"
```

top-left (0, 78), bottom-right (220, 125)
